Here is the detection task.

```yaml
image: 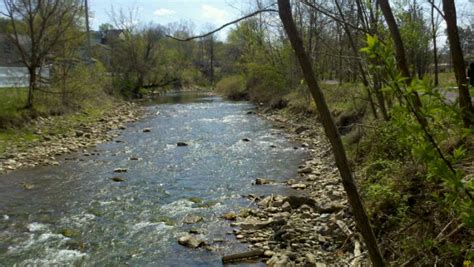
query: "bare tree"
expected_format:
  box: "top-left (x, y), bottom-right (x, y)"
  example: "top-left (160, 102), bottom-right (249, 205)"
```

top-left (277, 0), bottom-right (385, 265)
top-left (1, 0), bottom-right (83, 108)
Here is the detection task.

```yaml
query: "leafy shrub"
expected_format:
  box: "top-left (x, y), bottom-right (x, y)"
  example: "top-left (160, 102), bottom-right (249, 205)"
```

top-left (245, 63), bottom-right (288, 107)
top-left (215, 75), bottom-right (247, 100)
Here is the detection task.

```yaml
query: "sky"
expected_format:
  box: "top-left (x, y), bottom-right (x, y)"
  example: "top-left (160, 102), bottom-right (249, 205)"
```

top-left (87, 0), bottom-right (250, 40)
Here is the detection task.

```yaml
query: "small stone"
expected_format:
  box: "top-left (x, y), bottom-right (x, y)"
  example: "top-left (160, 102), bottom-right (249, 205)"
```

top-left (142, 128), bottom-right (151, 133)
top-left (223, 212), bottom-right (237, 221)
top-left (242, 138), bottom-right (251, 142)
top-left (113, 168), bottom-right (128, 173)
top-left (295, 126), bottom-right (309, 134)
top-left (263, 250), bottom-right (274, 257)
top-left (298, 167), bottom-right (312, 174)
top-left (111, 177), bottom-right (126, 182)
top-left (20, 182), bottom-right (34, 190)
top-left (177, 142), bottom-right (188, 147)
top-left (236, 234), bottom-right (244, 239)
top-left (299, 204), bottom-right (313, 213)
top-left (281, 201), bottom-right (292, 212)
top-left (305, 253), bottom-right (317, 266)
top-left (189, 228), bottom-right (201, 234)
top-left (291, 183), bottom-right (307, 190)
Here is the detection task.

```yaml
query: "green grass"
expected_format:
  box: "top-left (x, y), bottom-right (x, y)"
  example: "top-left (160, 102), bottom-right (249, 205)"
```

top-left (0, 85), bottom-right (115, 156)
top-left (434, 72), bottom-right (457, 88)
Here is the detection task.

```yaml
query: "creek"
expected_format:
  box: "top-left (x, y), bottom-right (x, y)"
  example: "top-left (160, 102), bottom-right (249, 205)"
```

top-left (0, 92), bottom-right (307, 266)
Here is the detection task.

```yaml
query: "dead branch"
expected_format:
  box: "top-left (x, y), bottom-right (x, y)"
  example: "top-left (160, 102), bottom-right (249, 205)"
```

top-left (166, 8), bottom-right (278, 41)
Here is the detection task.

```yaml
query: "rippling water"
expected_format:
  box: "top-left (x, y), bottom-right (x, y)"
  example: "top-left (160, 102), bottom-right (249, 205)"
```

top-left (0, 92), bottom-right (307, 266)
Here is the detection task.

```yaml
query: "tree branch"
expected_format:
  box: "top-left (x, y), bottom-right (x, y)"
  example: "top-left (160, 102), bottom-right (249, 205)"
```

top-left (166, 8), bottom-right (278, 41)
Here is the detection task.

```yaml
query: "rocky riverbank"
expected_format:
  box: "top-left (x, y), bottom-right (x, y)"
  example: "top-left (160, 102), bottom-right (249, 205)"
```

top-left (225, 109), bottom-right (367, 266)
top-left (0, 102), bottom-right (142, 175)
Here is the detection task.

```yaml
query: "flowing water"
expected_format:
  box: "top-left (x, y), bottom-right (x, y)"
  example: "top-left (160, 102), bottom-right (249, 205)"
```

top-left (0, 92), bottom-right (307, 266)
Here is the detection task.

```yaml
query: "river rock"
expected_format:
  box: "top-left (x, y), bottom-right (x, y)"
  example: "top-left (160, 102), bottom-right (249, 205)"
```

top-left (177, 142), bottom-right (188, 147)
top-left (285, 196), bottom-right (317, 209)
top-left (178, 234), bottom-right (205, 248)
top-left (255, 178), bottom-right (273, 185)
top-left (20, 182), bottom-right (35, 190)
top-left (183, 215), bottom-right (204, 224)
top-left (295, 126), bottom-right (309, 134)
top-left (264, 250), bottom-right (274, 257)
top-left (142, 128), bottom-right (151, 133)
top-left (60, 228), bottom-right (80, 238)
top-left (281, 201), bottom-right (292, 212)
top-left (298, 167), bottom-right (313, 174)
top-left (223, 212), bottom-right (237, 221)
top-left (291, 183), bottom-right (307, 190)
top-left (113, 168), bottom-right (128, 173)
top-left (242, 138), bottom-right (251, 142)
top-left (111, 176), bottom-right (126, 182)
top-left (267, 253), bottom-right (289, 267)
top-left (305, 253), bottom-right (317, 266)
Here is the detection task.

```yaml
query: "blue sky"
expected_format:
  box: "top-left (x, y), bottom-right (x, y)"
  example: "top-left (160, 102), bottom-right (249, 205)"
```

top-left (88, 0), bottom-right (247, 39)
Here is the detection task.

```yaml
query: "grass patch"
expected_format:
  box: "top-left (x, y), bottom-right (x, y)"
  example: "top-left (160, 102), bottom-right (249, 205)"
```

top-left (0, 63), bottom-right (116, 156)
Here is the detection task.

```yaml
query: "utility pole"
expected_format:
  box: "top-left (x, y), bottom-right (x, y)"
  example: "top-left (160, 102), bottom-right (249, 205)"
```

top-left (84, 0), bottom-right (92, 64)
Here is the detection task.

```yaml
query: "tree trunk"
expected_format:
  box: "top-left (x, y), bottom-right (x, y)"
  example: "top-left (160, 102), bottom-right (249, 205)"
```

top-left (442, 0), bottom-right (473, 128)
top-left (277, 1), bottom-right (385, 265)
top-left (377, 0), bottom-right (425, 122)
top-left (26, 67), bottom-right (37, 109)
top-left (431, 3), bottom-right (439, 87)
top-left (377, 0), bottom-right (410, 81)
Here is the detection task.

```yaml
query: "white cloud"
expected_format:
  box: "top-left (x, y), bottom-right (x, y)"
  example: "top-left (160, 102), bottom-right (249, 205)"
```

top-left (154, 8), bottom-right (176, 17)
top-left (201, 4), bottom-right (229, 24)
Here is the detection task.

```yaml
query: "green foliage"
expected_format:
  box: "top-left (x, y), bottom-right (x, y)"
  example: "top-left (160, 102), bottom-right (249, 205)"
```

top-left (362, 159), bottom-right (408, 225)
top-left (357, 33), bottom-right (474, 263)
top-left (245, 63), bottom-right (289, 106)
top-left (215, 75), bottom-right (247, 100)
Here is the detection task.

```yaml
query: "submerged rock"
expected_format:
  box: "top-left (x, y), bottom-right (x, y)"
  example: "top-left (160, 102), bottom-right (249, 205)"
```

top-left (177, 142), bottom-right (188, 147)
top-left (19, 182), bottom-right (35, 190)
top-left (142, 128), bottom-right (151, 133)
top-left (242, 138), bottom-right (251, 142)
top-left (111, 176), bottom-right (126, 182)
top-left (113, 168), bottom-right (128, 173)
top-left (60, 228), bottom-right (80, 238)
top-left (183, 215), bottom-right (204, 224)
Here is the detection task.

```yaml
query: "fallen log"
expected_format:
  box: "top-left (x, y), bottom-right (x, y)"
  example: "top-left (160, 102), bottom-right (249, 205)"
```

top-left (222, 250), bottom-right (264, 264)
